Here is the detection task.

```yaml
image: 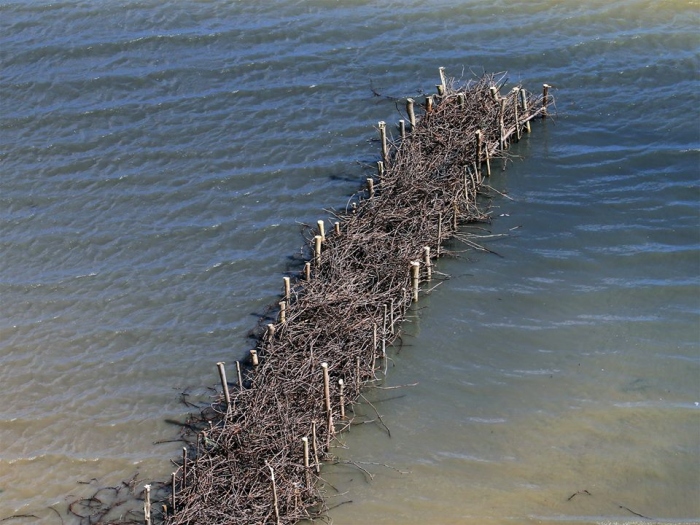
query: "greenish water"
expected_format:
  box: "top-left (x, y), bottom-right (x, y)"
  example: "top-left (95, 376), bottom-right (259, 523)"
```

top-left (0, 1), bottom-right (698, 523)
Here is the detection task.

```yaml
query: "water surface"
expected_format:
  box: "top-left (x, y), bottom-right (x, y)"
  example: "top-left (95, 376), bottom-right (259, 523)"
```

top-left (0, 1), bottom-right (698, 523)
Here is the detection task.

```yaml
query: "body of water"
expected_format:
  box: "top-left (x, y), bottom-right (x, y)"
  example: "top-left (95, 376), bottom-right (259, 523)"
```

top-left (1, 1), bottom-right (698, 523)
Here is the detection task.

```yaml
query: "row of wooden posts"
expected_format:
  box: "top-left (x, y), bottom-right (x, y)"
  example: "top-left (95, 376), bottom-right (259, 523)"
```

top-left (142, 72), bottom-right (552, 524)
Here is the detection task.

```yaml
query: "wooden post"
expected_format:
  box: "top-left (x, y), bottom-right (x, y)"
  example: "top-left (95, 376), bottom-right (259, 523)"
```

top-left (371, 323), bottom-right (377, 372)
top-left (543, 84), bottom-right (550, 118)
top-left (457, 93), bottom-right (465, 106)
top-left (144, 484), bottom-right (152, 525)
top-left (302, 436), bottom-right (310, 488)
top-left (520, 88), bottom-right (531, 133)
top-left (338, 379), bottom-right (345, 419)
top-left (411, 261), bottom-right (420, 302)
top-left (279, 300), bottom-right (286, 323)
top-left (304, 261), bottom-right (311, 281)
top-left (406, 98), bottom-right (416, 129)
top-left (464, 167), bottom-right (470, 201)
top-left (334, 221), bottom-right (340, 235)
top-left (312, 420), bottom-right (320, 472)
top-left (423, 246), bottom-right (432, 280)
top-left (437, 212), bottom-right (442, 257)
top-left (376, 160), bottom-right (385, 178)
top-left (367, 178), bottom-right (374, 199)
top-left (171, 472), bottom-right (176, 514)
top-left (453, 201), bottom-right (459, 229)
top-left (317, 220), bottom-right (325, 242)
top-left (475, 129), bottom-right (482, 178)
top-left (512, 87), bottom-right (521, 141)
top-left (216, 362), bottom-right (231, 409)
top-left (321, 363), bottom-right (331, 414)
top-left (268, 462), bottom-right (281, 525)
top-left (490, 85), bottom-right (499, 101)
top-left (378, 121), bottom-right (388, 162)
top-left (283, 276), bottom-right (290, 301)
top-left (485, 142), bottom-right (492, 176)
top-left (499, 97), bottom-right (506, 150)
top-left (425, 95), bottom-right (434, 113)
top-left (390, 298), bottom-right (395, 335)
top-left (438, 66), bottom-right (446, 94)
top-left (382, 305), bottom-right (388, 374)
top-left (236, 361), bottom-right (243, 390)
top-left (314, 235), bottom-right (322, 267)
top-left (436, 84), bottom-right (444, 97)
top-left (250, 349), bottom-right (259, 367)
top-left (399, 119), bottom-right (406, 140)
top-left (182, 447), bottom-right (188, 487)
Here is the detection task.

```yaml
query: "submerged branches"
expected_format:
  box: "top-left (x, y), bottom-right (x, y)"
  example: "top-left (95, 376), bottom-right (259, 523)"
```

top-left (72, 70), bottom-right (550, 525)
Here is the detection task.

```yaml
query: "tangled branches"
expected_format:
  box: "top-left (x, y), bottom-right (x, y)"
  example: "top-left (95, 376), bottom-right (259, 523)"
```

top-left (60, 71), bottom-right (548, 525)
top-left (156, 71), bottom-right (549, 525)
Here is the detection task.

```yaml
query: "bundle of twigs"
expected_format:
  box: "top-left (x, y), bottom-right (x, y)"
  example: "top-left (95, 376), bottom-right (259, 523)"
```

top-left (142, 71), bottom-right (550, 525)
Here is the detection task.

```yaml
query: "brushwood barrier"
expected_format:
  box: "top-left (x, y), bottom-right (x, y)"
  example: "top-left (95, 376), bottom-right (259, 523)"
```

top-left (68, 69), bottom-right (553, 525)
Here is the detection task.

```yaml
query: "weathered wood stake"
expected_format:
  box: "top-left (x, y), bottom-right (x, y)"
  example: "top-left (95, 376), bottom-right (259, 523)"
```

top-left (439, 66), bottom-right (447, 93)
top-left (399, 119), bottom-right (406, 139)
top-left (390, 298), bottom-right (395, 335)
top-left (521, 88), bottom-right (531, 132)
top-left (513, 87), bottom-right (521, 141)
top-left (499, 97), bottom-right (507, 150)
top-left (312, 420), bottom-right (320, 473)
top-left (314, 235), bottom-right (322, 267)
top-left (283, 276), bottom-right (290, 301)
top-left (236, 361), bottom-right (243, 390)
top-left (279, 300), bottom-right (286, 323)
top-left (423, 246), bottom-right (432, 280)
top-left (485, 142), bottom-right (492, 176)
top-left (216, 362), bottom-right (231, 409)
top-left (267, 462), bottom-right (281, 525)
top-left (338, 379), bottom-right (345, 419)
top-left (376, 160), bottom-right (385, 178)
top-left (317, 220), bottom-right (325, 242)
top-left (382, 304), bottom-right (388, 373)
top-left (302, 436), bottom-right (310, 488)
top-left (250, 349), bottom-right (259, 367)
top-left (171, 472), bottom-right (176, 513)
top-left (426, 95), bottom-right (434, 113)
top-left (475, 129), bottom-right (482, 177)
top-left (304, 261), bottom-right (311, 281)
top-left (372, 323), bottom-right (377, 372)
top-left (367, 178), bottom-right (374, 199)
top-left (406, 98), bottom-right (416, 129)
top-left (321, 362), bottom-right (331, 414)
top-left (144, 484), bottom-right (152, 525)
top-left (411, 261), bottom-right (420, 302)
top-left (457, 92), bottom-right (465, 106)
top-left (334, 221), bottom-right (340, 235)
top-left (378, 121), bottom-right (388, 162)
top-left (182, 447), bottom-right (188, 486)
